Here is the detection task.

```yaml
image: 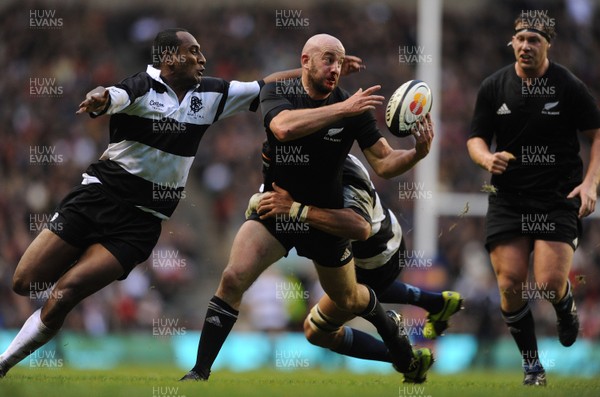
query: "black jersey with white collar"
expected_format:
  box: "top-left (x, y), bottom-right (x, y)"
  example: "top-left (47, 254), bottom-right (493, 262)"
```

top-left (470, 62), bottom-right (600, 199)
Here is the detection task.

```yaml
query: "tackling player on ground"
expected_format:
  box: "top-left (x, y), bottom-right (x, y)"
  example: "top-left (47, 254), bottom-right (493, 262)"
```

top-left (250, 152), bottom-right (463, 383)
top-left (467, 14), bottom-right (600, 386)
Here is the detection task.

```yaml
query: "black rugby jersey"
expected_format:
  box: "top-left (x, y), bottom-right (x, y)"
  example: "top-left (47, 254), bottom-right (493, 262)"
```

top-left (86, 65), bottom-right (263, 219)
top-left (343, 155), bottom-right (402, 269)
top-left (260, 78), bottom-right (382, 209)
top-left (470, 62), bottom-right (600, 199)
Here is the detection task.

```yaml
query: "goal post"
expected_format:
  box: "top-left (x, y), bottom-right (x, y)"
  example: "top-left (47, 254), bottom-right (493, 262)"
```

top-left (414, 0), bottom-right (442, 258)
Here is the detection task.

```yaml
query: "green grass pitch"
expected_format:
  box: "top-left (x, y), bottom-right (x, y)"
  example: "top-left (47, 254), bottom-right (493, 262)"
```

top-left (1, 367), bottom-right (599, 397)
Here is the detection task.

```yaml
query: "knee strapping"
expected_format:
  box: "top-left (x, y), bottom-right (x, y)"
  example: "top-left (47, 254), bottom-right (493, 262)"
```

top-left (307, 304), bottom-right (344, 334)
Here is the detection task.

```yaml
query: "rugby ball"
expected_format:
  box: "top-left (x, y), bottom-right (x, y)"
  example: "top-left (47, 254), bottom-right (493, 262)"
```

top-left (385, 80), bottom-right (432, 137)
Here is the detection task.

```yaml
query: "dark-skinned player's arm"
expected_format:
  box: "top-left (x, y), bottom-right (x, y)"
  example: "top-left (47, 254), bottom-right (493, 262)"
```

top-left (76, 86), bottom-right (110, 114)
top-left (248, 183), bottom-right (371, 241)
top-left (363, 114), bottom-right (434, 179)
top-left (76, 84), bottom-right (133, 116)
top-left (261, 55), bottom-right (365, 84)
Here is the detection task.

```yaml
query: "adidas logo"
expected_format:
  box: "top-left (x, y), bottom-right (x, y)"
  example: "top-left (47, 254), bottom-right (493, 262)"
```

top-left (340, 248), bottom-right (352, 262)
top-left (206, 316), bottom-right (222, 327)
top-left (496, 103), bottom-right (511, 115)
top-left (508, 326), bottom-right (521, 334)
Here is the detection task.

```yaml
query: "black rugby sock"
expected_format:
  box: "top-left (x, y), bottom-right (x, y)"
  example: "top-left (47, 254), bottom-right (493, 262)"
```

top-left (356, 287), bottom-right (395, 338)
top-left (378, 281), bottom-right (444, 313)
top-left (191, 296), bottom-right (238, 378)
top-left (356, 286), bottom-right (413, 371)
top-left (330, 326), bottom-right (391, 362)
top-left (502, 304), bottom-right (543, 373)
top-left (553, 280), bottom-right (575, 319)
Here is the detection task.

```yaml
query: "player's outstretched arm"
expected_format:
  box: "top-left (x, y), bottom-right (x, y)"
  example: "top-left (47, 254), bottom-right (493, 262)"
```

top-left (269, 86), bottom-right (384, 142)
top-left (340, 55), bottom-right (366, 75)
top-left (262, 69), bottom-right (302, 84)
top-left (567, 128), bottom-right (600, 218)
top-left (262, 55), bottom-right (365, 84)
top-left (255, 183), bottom-right (371, 240)
top-left (76, 86), bottom-right (110, 115)
top-left (364, 115), bottom-right (433, 179)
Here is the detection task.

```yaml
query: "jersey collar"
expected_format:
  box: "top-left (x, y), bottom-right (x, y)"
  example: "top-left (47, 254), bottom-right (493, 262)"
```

top-left (146, 65), bottom-right (201, 94)
top-left (146, 65), bottom-right (165, 83)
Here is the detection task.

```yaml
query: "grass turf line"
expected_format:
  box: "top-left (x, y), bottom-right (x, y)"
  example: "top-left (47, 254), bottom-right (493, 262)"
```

top-left (1, 367), bottom-right (599, 397)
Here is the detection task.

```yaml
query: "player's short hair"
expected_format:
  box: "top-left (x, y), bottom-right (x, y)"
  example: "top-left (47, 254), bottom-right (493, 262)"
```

top-left (152, 28), bottom-right (189, 67)
top-left (513, 13), bottom-right (556, 42)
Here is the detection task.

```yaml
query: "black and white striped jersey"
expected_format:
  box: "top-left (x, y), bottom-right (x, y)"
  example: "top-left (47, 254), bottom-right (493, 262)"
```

top-left (85, 65), bottom-right (263, 219)
top-left (343, 154), bottom-right (402, 269)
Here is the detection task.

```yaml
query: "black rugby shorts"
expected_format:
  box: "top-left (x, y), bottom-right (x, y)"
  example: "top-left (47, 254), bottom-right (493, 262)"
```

top-left (485, 193), bottom-right (581, 251)
top-left (248, 211), bottom-right (353, 267)
top-left (355, 239), bottom-right (404, 295)
top-left (49, 183), bottom-right (162, 279)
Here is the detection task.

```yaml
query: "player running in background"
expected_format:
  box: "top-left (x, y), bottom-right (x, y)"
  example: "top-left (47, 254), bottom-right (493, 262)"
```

top-left (181, 33), bottom-right (434, 382)
top-left (250, 152), bottom-right (463, 383)
top-left (0, 28), bottom-right (323, 378)
top-left (467, 14), bottom-right (600, 386)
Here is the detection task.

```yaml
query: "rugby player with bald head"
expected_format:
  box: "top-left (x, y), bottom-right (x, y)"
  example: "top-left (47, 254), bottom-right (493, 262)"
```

top-left (182, 34), bottom-right (435, 382)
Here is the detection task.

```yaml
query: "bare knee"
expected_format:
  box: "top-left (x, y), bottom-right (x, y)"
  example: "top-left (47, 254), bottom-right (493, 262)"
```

top-left (497, 277), bottom-right (520, 293)
top-left (12, 268), bottom-right (39, 296)
top-left (490, 240), bottom-right (530, 292)
top-left (217, 266), bottom-right (250, 304)
top-left (12, 274), bottom-right (29, 296)
top-left (496, 271), bottom-right (525, 295)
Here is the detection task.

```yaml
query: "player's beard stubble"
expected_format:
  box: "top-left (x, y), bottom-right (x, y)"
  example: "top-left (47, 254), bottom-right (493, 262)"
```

top-left (307, 62), bottom-right (337, 96)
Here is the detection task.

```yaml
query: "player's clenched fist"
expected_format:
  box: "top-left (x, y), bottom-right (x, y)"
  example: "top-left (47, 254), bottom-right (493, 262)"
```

top-left (486, 151), bottom-right (516, 175)
top-left (257, 183), bottom-right (295, 219)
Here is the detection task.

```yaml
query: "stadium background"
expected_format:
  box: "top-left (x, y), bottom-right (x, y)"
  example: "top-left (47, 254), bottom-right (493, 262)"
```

top-left (0, 0), bottom-right (599, 377)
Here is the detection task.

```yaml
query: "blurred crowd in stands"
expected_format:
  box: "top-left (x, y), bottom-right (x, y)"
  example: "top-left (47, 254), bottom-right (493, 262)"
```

top-left (1, 0), bottom-right (599, 358)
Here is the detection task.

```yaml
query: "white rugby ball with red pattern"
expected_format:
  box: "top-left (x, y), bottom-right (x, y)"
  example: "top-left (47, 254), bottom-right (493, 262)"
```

top-left (385, 80), bottom-right (432, 137)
